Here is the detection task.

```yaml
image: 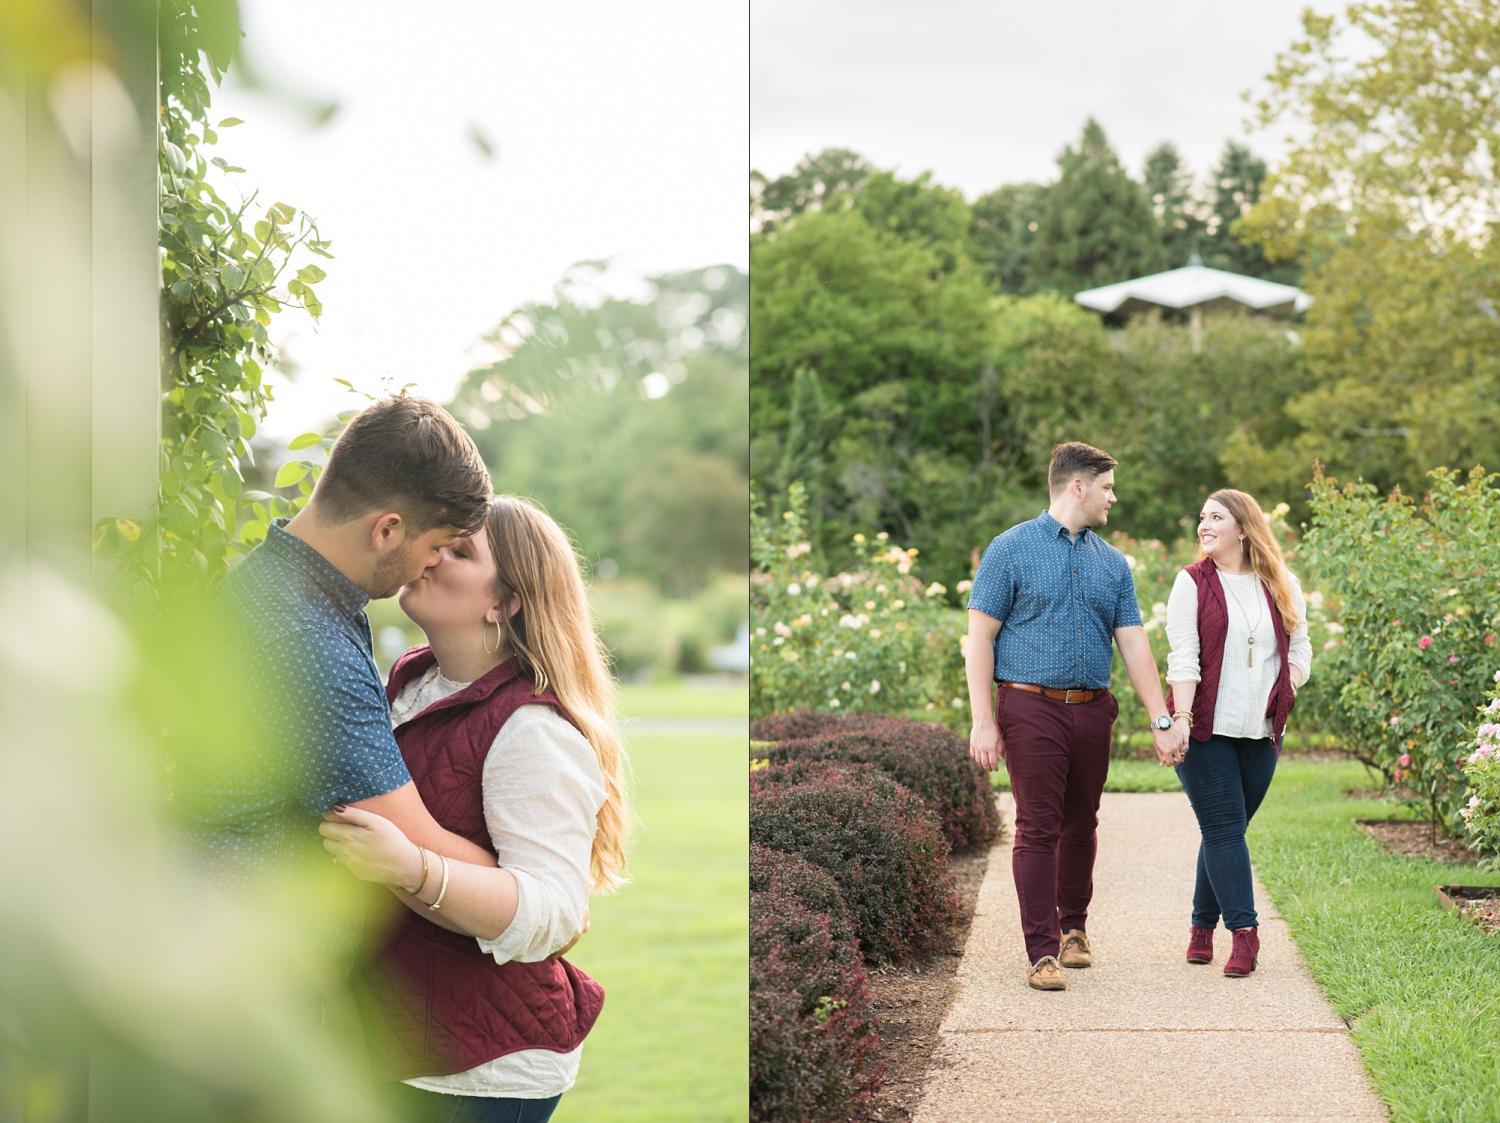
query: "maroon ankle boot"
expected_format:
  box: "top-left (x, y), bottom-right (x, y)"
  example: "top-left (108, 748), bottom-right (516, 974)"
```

top-left (1224, 927), bottom-right (1259, 977)
top-left (1186, 925), bottom-right (1214, 964)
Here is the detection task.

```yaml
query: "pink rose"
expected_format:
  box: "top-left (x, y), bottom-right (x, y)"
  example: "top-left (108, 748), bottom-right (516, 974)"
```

top-left (1390, 715), bottom-right (1400, 726)
top-left (1419, 636), bottom-right (1432, 649)
top-left (1450, 654), bottom-right (1460, 663)
top-left (1399, 753), bottom-right (1411, 767)
top-left (1393, 768), bottom-right (1404, 782)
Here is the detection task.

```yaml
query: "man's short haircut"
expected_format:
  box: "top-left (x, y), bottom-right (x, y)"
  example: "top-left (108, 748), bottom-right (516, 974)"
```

top-left (1048, 441), bottom-right (1118, 496)
top-left (312, 396), bottom-right (492, 534)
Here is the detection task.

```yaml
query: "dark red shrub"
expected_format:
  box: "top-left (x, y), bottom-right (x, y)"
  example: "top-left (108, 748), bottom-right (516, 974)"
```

top-left (750, 845), bottom-right (851, 927)
top-left (750, 711), bottom-right (902, 743)
top-left (751, 711), bottom-right (845, 742)
top-left (750, 887), bottom-right (879, 1123)
top-left (750, 761), bottom-right (957, 962)
top-left (763, 718), bottom-right (1000, 851)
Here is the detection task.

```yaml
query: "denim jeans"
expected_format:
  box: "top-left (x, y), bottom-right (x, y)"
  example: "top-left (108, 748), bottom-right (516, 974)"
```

top-left (386, 1084), bottom-right (563, 1123)
top-left (1174, 734), bottom-right (1277, 931)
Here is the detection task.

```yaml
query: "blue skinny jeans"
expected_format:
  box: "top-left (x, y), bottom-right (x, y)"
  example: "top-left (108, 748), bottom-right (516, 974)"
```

top-left (1174, 734), bottom-right (1277, 931)
top-left (386, 1085), bottom-right (562, 1123)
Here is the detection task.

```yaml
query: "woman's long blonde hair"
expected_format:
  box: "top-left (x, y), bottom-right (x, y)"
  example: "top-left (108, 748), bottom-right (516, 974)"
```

top-left (1201, 489), bottom-right (1301, 635)
top-left (484, 495), bottom-right (629, 891)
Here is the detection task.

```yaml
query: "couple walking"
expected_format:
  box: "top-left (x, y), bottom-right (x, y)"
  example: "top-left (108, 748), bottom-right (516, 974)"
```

top-left (964, 442), bottom-right (1311, 991)
top-left (181, 396), bottom-right (624, 1123)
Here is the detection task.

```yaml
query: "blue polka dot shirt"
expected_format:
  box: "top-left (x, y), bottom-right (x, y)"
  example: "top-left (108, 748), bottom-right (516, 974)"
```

top-left (966, 511), bottom-right (1142, 690)
top-left (184, 519), bottom-right (412, 884)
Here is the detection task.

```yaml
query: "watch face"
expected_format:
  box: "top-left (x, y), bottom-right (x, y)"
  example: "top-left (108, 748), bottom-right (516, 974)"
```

top-left (1154, 716), bottom-right (1172, 730)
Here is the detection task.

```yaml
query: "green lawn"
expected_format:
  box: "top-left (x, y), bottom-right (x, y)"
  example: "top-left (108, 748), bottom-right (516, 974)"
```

top-left (619, 676), bottom-right (750, 719)
top-left (554, 684), bottom-right (748, 1122)
top-left (1249, 760), bottom-right (1500, 1123)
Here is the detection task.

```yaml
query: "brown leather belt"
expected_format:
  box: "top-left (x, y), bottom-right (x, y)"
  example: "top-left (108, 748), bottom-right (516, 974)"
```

top-left (999, 681), bottom-right (1103, 704)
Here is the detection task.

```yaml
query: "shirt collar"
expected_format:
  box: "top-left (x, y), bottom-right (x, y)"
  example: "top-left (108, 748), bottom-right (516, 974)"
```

top-left (1038, 510), bottom-right (1090, 542)
top-left (264, 518), bottom-right (370, 623)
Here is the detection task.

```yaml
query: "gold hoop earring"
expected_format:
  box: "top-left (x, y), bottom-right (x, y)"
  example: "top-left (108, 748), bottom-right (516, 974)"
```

top-left (482, 620), bottom-right (500, 654)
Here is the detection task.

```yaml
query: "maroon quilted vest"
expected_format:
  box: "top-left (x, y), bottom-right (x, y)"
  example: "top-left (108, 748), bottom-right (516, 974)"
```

top-left (350, 647), bottom-right (605, 1081)
top-left (1165, 557), bottom-right (1296, 747)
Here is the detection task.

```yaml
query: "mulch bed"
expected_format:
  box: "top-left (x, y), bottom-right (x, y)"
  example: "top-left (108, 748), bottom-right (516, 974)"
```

top-left (1358, 819), bottom-right (1480, 864)
top-left (1459, 896), bottom-right (1500, 936)
top-left (846, 841), bottom-right (993, 1122)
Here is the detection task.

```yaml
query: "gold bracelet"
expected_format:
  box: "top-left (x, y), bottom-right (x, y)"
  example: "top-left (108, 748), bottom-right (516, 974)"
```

top-left (1172, 710), bottom-right (1194, 726)
top-left (427, 855), bottom-right (451, 912)
top-left (404, 845), bottom-right (430, 896)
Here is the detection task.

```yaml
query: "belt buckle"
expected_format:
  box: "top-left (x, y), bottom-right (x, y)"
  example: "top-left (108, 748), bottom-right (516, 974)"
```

top-left (1064, 688), bottom-right (1086, 704)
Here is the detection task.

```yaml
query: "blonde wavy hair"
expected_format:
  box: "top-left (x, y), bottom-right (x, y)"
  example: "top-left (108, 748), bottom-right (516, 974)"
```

top-left (1200, 489), bottom-right (1301, 636)
top-left (483, 495), bottom-right (629, 891)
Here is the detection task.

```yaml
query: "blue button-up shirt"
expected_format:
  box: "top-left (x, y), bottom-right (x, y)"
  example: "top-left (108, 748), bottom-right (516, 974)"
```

top-left (181, 520), bottom-right (412, 886)
top-left (966, 511), bottom-right (1142, 690)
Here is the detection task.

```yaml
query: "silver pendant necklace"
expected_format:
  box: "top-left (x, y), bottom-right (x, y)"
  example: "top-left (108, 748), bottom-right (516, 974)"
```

top-left (1224, 573), bottom-right (1265, 667)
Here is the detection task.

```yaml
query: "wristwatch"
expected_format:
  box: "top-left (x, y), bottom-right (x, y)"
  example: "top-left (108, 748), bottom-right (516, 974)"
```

top-left (1152, 714), bottom-right (1174, 731)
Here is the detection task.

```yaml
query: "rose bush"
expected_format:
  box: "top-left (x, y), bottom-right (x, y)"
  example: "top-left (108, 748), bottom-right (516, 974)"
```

top-left (1299, 467), bottom-right (1500, 829)
top-left (751, 485), bottom-right (966, 724)
top-left (1461, 674), bottom-right (1500, 868)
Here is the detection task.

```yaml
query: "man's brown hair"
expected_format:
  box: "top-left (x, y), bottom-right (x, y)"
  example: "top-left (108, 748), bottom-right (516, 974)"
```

top-left (311, 396), bottom-right (492, 534)
top-left (1048, 441), bottom-right (1117, 495)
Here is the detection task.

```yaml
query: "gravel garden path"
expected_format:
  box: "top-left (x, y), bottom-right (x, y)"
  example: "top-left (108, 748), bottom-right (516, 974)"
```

top-left (913, 791), bottom-right (1388, 1122)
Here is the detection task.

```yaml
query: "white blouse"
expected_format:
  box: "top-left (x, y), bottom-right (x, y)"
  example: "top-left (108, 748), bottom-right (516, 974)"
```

top-left (389, 669), bottom-right (607, 1099)
top-left (1165, 569), bottom-right (1312, 739)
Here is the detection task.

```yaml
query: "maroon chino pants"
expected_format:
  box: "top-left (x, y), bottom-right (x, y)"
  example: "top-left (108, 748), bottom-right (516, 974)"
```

top-left (997, 685), bottom-right (1118, 961)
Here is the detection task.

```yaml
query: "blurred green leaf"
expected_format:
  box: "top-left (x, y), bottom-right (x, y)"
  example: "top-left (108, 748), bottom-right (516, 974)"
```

top-left (274, 461), bottom-right (308, 488)
top-left (287, 432), bottom-right (322, 451)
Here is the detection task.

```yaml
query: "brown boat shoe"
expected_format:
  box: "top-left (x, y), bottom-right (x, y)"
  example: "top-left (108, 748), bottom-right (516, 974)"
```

top-left (1026, 955), bottom-right (1067, 991)
top-left (1058, 928), bottom-right (1093, 968)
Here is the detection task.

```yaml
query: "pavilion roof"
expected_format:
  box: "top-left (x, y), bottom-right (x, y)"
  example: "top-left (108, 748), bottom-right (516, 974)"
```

top-left (1073, 257), bottom-right (1312, 319)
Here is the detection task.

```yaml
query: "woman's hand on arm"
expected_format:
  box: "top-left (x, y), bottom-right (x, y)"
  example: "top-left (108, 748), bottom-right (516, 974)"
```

top-left (319, 805), bottom-right (519, 940)
top-left (348, 781), bottom-right (498, 868)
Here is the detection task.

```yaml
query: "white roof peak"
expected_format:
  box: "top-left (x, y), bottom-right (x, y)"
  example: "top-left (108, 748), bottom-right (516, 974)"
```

top-left (1074, 261), bottom-right (1311, 317)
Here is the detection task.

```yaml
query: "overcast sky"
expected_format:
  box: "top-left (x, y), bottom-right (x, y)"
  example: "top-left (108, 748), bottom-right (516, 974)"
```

top-left (214, 0), bottom-right (748, 441)
top-left (752, 0), bottom-right (1342, 197)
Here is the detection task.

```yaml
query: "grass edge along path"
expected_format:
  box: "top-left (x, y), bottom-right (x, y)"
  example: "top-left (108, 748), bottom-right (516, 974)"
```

top-left (553, 682), bottom-right (748, 1123)
top-left (1249, 760), bottom-right (1500, 1123)
top-left (989, 756), bottom-right (1184, 794)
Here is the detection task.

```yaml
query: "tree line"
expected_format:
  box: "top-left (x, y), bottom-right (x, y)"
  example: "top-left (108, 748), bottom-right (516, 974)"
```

top-left (751, 120), bottom-right (1308, 593)
top-left (752, 119), bottom-right (1298, 298)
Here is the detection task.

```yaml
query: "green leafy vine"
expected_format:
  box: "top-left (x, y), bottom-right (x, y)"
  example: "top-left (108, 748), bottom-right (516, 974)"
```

top-left (94, 19), bottom-right (337, 597)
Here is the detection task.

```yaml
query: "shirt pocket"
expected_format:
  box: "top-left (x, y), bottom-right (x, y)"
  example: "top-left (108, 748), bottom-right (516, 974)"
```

top-left (1082, 565), bottom-right (1118, 624)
